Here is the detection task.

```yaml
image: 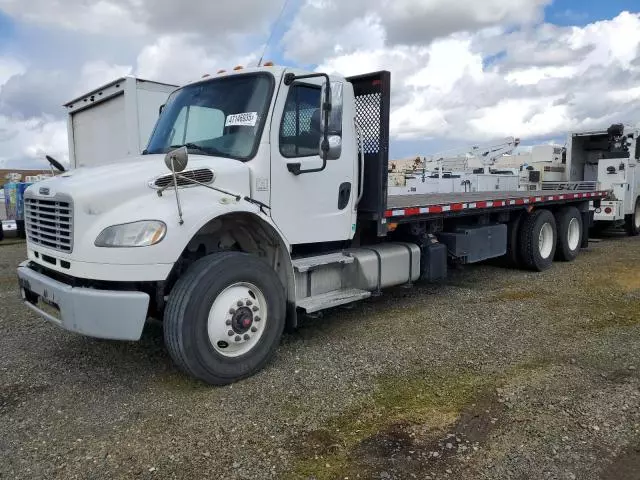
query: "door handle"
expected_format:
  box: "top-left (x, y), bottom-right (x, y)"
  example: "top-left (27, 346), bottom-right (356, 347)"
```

top-left (338, 182), bottom-right (351, 210)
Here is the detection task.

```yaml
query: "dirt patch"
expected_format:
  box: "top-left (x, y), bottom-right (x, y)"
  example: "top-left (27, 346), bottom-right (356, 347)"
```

top-left (285, 371), bottom-right (509, 479)
top-left (0, 383), bottom-right (50, 415)
top-left (353, 391), bottom-right (506, 478)
top-left (600, 444), bottom-right (640, 480)
top-left (610, 264), bottom-right (640, 293)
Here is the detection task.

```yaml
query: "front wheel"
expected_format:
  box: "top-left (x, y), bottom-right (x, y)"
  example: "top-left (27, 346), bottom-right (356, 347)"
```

top-left (164, 251), bottom-right (286, 385)
top-left (625, 197), bottom-right (640, 237)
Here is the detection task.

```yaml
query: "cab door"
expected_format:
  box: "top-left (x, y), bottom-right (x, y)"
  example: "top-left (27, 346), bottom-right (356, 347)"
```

top-left (269, 74), bottom-right (356, 245)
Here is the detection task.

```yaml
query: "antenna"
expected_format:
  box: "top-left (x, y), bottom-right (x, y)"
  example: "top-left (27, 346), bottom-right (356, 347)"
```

top-left (257, 0), bottom-right (291, 67)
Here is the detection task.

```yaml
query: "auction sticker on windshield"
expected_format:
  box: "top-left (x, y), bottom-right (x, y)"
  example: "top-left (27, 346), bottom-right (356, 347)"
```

top-left (225, 112), bottom-right (258, 127)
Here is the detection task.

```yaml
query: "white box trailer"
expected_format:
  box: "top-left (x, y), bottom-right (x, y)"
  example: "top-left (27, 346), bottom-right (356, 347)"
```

top-left (64, 76), bottom-right (178, 169)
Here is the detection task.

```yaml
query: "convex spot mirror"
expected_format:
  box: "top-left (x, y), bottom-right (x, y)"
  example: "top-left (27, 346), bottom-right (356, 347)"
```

top-left (319, 135), bottom-right (342, 161)
top-left (165, 146), bottom-right (189, 172)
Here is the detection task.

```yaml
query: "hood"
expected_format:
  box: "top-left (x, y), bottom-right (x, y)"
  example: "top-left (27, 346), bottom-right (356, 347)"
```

top-left (26, 154), bottom-right (251, 210)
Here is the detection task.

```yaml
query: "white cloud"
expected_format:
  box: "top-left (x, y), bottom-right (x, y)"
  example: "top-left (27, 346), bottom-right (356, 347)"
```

top-left (0, 0), bottom-right (282, 39)
top-left (0, 57), bottom-right (25, 87)
top-left (0, 115), bottom-right (68, 168)
top-left (318, 11), bottom-right (640, 144)
top-left (0, 0), bottom-right (145, 35)
top-left (283, 0), bottom-right (550, 63)
top-left (77, 60), bottom-right (133, 95)
top-left (135, 34), bottom-right (258, 86)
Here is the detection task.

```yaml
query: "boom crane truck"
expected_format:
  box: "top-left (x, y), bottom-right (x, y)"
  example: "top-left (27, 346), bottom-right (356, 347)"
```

top-left (16, 66), bottom-right (610, 385)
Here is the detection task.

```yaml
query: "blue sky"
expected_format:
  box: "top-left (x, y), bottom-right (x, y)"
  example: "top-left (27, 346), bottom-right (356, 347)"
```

top-left (546, 0), bottom-right (639, 25)
top-left (0, 0), bottom-right (639, 167)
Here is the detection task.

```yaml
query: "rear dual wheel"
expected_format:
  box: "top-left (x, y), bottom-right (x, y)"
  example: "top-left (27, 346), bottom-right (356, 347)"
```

top-left (519, 209), bottom-right (557, 271)
top-left (554, 207), bottom-right (583, 262)
top-left (517, 206), bottom-right (583, 271)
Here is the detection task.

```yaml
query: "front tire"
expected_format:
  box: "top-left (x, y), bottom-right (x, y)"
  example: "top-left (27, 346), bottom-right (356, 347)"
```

top-left (625, 197), bottom-right (640, 237)
top-left (554, 206), bottom-right (583, 262)
top-left (519, 209), bottom-right (557, 271)
top-left (164, 251), bottom-right (286, 385)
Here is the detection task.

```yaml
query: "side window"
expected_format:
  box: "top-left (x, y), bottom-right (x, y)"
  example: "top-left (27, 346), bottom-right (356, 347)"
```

top-left (169, 106), bottom-right (225, 145)
top-left (279, 84), bottom-right (322, 158)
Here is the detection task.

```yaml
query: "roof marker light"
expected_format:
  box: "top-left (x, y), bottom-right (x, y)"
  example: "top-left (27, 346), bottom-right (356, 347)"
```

top-left (233, 65), bottom-right (244, 71)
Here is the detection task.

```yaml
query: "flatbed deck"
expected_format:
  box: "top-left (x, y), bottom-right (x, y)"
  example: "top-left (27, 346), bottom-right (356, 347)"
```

top-left (385, 190), bottom-right (609, 219)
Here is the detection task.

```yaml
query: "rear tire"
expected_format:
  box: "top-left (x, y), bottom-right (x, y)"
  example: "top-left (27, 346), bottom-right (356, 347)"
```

top-left (554, 206), bottom-right (583, 262)
top-left (625, 197), bottom-right (640, 237)
top-left (164, 251), bottom-right (286, 385)
top-left (518, 209), bottom-right (557, 272)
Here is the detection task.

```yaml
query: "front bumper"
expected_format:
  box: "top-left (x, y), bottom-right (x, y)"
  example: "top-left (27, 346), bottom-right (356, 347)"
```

top-left (16, 261), bottom-right (150, 341)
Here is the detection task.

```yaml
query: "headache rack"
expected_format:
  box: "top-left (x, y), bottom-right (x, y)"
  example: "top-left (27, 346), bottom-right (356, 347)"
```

top-left (347, 70), bottom-right (391, 236)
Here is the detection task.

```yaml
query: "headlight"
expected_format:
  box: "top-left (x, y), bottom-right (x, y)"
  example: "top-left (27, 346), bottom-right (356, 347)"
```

top-left (95, 220), bottom-right (167, 248)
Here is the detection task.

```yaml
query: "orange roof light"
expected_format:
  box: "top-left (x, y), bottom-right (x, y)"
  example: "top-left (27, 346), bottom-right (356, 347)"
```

top-left (263, 61), bottom-right (274, 67)
top-left (233, 65), bottom-right (244, 71)
top-left (217, 69), bottom-right (226, 74)
top-left (202, 74), bottom-right (210, 78)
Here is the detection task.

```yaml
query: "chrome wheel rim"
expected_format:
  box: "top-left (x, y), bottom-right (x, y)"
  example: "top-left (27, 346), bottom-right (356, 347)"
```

top-left (539, 222), bottom-right (554, 259)
top-left (567, 217), bottom-right (580, 251)
top-left (207, 282), bottom-right (267, 358)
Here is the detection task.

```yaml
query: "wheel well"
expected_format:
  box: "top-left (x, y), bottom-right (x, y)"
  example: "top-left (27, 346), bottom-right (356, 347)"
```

top-left (163, 213), bottom-right (297, 329)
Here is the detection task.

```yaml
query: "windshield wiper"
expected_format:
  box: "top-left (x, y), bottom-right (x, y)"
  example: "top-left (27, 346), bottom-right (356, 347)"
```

top-left (169, 143), bottom-right (222, 156)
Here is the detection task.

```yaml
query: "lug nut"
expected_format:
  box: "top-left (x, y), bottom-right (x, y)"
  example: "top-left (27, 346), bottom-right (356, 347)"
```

top-left (226, 320), bottom-right (232, 326)
top-left (252, 306), bottom-right (259, 312)
top-left (235, 335), bottom-right (241, 342)
top-left (243, 334), bottom-right (250, 340)
top-left (251, 326), bottom-right (257, 333)
top-left (254, 316), bottom-right (261, 322)
top-left (246, 300), bottom-right (252, 306)
top-left (228, 330), bottom-right (234, 336)
top-left (229, 308), bottom-right (236, 315)
top-left (237, 301), bottom-right (243, 307)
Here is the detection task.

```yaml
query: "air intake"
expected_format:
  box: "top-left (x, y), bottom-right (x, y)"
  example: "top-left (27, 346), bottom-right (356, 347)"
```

top-left (153, 168), bottom-right (215, 189)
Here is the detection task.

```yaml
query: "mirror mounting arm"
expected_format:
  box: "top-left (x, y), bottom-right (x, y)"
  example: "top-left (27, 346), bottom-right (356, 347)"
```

top-left (283, 72), bottom-right (332, 175)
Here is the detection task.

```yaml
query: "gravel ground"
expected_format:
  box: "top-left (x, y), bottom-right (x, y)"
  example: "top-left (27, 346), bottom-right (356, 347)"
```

top-left (1, 233), bottom-right (639, 480)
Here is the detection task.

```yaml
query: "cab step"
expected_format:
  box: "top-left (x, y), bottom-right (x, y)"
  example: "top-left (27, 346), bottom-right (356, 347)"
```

top-left (292, 252), bottom-right (354, 273)
top-left (297, 288), bottom-right (371, 314)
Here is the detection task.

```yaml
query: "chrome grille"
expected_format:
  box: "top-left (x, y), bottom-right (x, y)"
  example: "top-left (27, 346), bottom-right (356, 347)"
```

top-left (24, 197), bottom-right (73, 253)
top-left (153, 168), bottom-right (215, 189)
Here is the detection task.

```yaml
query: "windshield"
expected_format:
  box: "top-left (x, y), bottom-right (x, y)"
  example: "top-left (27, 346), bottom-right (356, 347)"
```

top-left (145, 73), bottom-right (274, 161)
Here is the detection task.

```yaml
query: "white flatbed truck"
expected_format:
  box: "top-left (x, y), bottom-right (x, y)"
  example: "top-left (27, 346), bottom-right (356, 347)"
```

top-left (16, 66), bottom-right (613, 385)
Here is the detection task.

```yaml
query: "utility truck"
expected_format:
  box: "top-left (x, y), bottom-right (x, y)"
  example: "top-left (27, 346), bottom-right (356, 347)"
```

top-left (16, 66), bottom-right (610, 385)
top-left (565, 124), bottom-right (640, 235)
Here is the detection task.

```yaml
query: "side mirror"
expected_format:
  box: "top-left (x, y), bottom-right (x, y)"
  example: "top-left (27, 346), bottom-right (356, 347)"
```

top-left (164, 146), bottom-right (189, 172)
top-left (320, 135), bottom-right (342, 160)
